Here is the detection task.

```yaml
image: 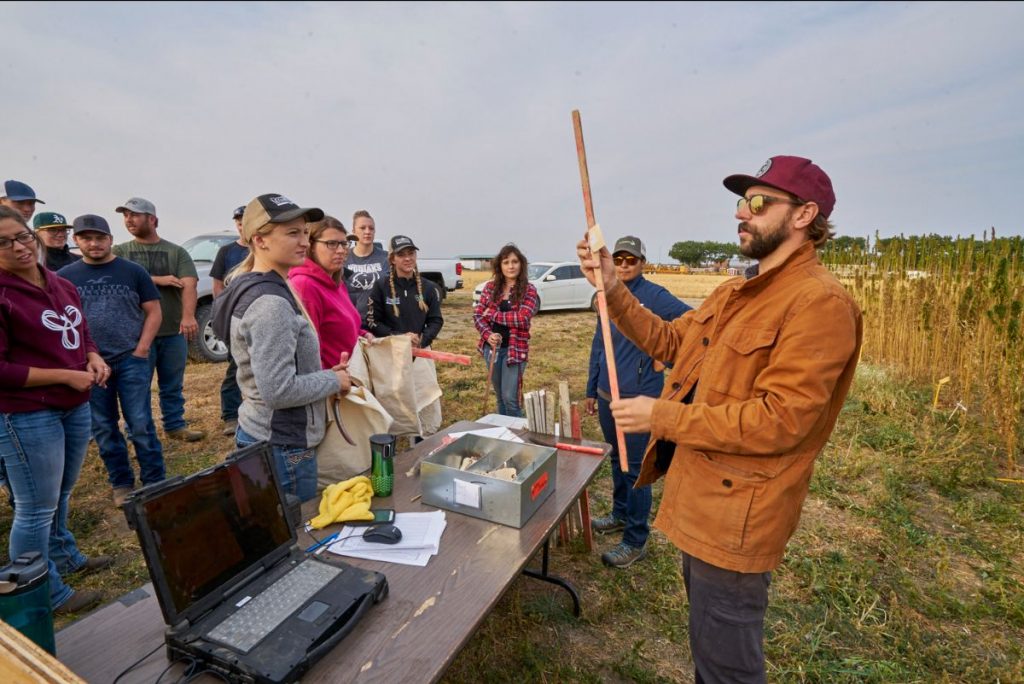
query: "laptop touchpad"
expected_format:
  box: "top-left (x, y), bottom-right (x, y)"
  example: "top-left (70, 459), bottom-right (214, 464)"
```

top-left (297, 601), bottom-right (329, 623)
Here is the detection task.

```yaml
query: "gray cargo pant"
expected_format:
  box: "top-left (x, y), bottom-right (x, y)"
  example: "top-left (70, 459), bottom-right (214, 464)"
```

top-left (682, 552), bottom-right (771, 684)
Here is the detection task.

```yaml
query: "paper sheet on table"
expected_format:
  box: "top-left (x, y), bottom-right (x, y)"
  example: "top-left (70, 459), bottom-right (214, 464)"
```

top-left (327, 511), bottom-right (447, 566)
top-left (476, 414), bottom-right (529, 430)
top-left (443, 426), bottom-right (525, 444)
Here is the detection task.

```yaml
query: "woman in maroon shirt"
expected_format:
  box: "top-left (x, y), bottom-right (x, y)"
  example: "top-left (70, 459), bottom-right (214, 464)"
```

top-left (0, 206), bottom-right (111, 615)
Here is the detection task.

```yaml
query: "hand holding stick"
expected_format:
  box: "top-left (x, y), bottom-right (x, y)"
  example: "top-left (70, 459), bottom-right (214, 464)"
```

top-left (572, 109), bottom-right (629, 473)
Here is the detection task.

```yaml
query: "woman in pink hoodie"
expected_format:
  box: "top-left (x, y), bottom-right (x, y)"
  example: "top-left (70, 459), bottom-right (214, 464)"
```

top-left (289, 216), bottom-right (366, 368)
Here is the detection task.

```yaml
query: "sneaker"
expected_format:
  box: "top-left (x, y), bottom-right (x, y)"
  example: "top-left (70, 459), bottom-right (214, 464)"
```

top-left (54, 589), bottom-right (103, 616)
top-left (221, 420), bottom-right (238, 437)
top-left (601, 542), bottom-right (648, 568)
top-left (166, 427), bottom-right (206, 442)
top-left (591, 515), bottom-right (626, 535)
top-left (112, 486), bottom-right (132, 507)
top-left (70, 555), bottom-right (113, 578)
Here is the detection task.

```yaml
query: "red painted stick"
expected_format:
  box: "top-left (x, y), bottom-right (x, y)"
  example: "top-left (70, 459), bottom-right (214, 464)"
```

top-left (412, 348), bottom-right (472, 365)
top-left (572, 110), bottom-right (629, 473)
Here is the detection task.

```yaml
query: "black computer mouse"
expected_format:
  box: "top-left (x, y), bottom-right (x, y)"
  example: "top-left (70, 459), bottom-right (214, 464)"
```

top-left (363, 523), bottom-right (403, 544)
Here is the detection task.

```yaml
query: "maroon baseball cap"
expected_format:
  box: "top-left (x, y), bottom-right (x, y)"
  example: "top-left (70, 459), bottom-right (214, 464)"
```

top-left (723, 156), bottom-right (835, 219)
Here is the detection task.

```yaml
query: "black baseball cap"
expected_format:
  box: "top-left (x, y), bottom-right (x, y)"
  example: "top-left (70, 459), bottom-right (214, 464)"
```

top-left (72, 214), bottom-right (112, 236)
top-left (241, 194), bottom-right (324, 241)
top-left (389, 235), bottom-right (418, 253)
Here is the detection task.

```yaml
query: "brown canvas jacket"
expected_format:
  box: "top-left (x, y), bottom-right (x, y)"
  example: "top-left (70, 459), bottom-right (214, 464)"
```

top-left (606, 241), bottom-right (863, 572)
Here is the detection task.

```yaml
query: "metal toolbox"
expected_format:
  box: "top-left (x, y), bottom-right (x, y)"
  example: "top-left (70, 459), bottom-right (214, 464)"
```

top-left (420, 434), bottom-right (557, 528)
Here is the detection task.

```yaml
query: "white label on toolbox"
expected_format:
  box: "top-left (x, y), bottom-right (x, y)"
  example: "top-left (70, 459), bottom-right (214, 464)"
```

top-left (454, 479), bottom-right (482, 509)
top-left (235, 595), bottom-right (252, 608)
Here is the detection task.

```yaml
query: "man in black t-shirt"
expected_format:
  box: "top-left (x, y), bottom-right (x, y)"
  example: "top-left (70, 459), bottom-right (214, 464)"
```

top-left (209, 206), bottom-right (250, 436)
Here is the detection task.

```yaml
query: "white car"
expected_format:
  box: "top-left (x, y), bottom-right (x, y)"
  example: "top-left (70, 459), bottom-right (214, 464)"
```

top-left (473, 261), bottom-right (597, 312)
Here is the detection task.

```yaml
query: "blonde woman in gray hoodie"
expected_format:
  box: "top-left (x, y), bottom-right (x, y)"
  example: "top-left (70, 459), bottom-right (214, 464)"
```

top-left (212, 194), bottom-right (350, 502)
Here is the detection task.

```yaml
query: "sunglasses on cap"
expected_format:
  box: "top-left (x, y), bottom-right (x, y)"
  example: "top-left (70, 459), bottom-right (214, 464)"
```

top-left (613, 254), bottom-right (640, 266)
top-left (737, 194), bottom-right (804, 216)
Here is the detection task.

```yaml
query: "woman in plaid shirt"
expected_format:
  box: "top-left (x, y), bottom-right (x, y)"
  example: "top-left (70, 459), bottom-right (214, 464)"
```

top-left (473, 244), bottom-right (539, 417)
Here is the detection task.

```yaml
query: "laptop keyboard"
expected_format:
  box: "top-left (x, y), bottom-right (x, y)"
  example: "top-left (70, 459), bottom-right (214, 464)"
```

top-left (208, 560), bottom-right (342, 653)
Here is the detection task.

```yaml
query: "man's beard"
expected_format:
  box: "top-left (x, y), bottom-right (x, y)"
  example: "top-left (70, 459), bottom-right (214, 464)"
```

top-left (738, 220), bottom-right (790, 260)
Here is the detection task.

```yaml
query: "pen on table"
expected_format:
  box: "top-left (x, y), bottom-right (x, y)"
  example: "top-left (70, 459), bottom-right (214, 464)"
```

top-left (305, 531), bottom-right (340, 553)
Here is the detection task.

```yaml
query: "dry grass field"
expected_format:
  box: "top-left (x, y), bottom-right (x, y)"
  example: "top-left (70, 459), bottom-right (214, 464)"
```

top-left (2, 270), bottom-right (1022, 682)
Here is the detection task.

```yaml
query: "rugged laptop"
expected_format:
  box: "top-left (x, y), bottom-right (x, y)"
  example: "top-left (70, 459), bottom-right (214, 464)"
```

top-left (124, 441), bottom-right (388, 683)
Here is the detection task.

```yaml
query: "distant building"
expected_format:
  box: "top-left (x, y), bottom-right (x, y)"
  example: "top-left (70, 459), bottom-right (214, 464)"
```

top-left (458, 254), bottom-right (497, 270)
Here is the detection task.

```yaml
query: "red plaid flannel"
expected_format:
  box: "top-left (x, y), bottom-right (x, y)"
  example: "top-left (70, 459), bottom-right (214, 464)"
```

top-left (472, 280), bottom-right (539, 364)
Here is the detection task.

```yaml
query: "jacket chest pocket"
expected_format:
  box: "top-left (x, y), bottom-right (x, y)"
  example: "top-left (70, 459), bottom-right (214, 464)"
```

top-left (706, 327), bottom-right (777, 400)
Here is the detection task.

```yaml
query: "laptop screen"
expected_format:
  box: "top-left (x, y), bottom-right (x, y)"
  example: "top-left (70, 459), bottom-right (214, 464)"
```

top-left (140, 446), bottom-right (293, 618)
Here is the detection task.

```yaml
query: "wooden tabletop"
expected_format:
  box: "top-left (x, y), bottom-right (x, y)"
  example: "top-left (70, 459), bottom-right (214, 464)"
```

top-left (56, 422), bottom-right (609, 683)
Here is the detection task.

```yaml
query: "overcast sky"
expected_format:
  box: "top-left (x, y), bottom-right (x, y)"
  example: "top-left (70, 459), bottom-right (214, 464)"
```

top-left (4, 1), bottom-right (1022, 263)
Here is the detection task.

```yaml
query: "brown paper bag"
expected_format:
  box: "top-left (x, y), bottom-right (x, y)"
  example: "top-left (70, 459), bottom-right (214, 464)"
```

top-left (317, 383), bottom-right (393, 490)
top-left (364, 336), bottom-right (443, 437)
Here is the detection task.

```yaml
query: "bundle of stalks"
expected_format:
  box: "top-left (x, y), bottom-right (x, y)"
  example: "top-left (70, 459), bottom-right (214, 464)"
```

top-left (824, 232), bottom-right (1023, 468)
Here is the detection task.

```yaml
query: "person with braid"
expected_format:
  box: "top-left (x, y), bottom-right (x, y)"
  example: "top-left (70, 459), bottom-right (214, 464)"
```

top-left (367, 235), bottom-right (443, 348)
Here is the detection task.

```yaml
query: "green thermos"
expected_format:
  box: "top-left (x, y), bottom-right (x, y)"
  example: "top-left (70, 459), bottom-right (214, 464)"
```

top-left (0, 551), bottom-right (55, 655)
top-left (369, 433), bottom-right (396, 497)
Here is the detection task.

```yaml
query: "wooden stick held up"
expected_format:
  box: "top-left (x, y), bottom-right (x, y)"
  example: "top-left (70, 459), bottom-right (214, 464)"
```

top-left (572, 109), bottom-right (629, 472)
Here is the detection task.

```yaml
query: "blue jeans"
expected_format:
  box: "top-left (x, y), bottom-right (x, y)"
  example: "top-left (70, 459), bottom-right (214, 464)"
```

top-left (235, 426), bottom-right (318, 503)
top-left (0, 403), bottom-right (91, 609)
top-left (148, 334), bottom-right (188, 432)
top-left (598, 396), bottom-right (652, 548)
top-left (220, 350), bottom-right (241, 422)
top-left (482, 347), bottom-right (526, 418)
top-left (91, 353), bottom-right (165, 489)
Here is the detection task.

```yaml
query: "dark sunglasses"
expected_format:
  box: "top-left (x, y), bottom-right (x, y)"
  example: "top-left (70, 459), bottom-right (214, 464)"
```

top-left (737, 194), bottom-right (804, 216)
top-left (312, 238), bottom-right (349, 251)
top-left (613, 254), bottom-right (640, 266)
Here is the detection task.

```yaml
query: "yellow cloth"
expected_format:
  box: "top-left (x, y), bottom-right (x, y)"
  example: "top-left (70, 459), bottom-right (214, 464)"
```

top-left (309, 475), bottom-right (375, 529)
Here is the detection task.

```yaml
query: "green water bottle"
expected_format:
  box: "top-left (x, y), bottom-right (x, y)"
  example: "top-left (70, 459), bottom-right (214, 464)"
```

top-left (0, 551), bottom-right (55, 655)
top-left (369, 433), bottom-right (396, 497)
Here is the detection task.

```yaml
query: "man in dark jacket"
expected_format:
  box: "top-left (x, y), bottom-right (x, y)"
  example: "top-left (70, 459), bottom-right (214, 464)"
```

top-left (586, 236), bottom-right (689, 568)
top-left (33, 211), bottom-right (81, 271)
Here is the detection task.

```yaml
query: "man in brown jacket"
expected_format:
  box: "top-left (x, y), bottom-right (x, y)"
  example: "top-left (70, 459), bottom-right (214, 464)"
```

top-left (577, 156), bottom-right (862, 683)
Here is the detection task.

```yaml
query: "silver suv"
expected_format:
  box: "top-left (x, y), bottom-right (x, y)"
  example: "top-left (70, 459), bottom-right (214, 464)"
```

top-left (182, 232), bottom-right (239, 362)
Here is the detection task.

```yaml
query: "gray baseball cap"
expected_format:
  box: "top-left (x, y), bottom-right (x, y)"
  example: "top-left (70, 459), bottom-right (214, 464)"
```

top-left (613, 235), bottom-right (646, 260)
top-left (115, 197), bottom-right (157, 216)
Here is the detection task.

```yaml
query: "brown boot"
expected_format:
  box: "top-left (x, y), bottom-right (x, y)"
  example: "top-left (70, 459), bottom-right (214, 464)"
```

top-left (166, 427), bottom-right (206, 442)
top-left (70, 555), bottom-right (113, 578)
top-left (112, 486), bottom-right (132, 507)
top-left (54, 589), bottom-right (103, 616)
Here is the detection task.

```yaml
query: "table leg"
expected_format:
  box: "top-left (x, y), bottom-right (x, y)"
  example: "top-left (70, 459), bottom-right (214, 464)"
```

top-left (522, 538), bottom-right (581, 617)
top-left (579, 489), bottom-right (593, 552)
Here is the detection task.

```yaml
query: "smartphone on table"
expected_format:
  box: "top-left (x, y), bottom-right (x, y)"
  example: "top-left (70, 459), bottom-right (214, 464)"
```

top-left (344, 509), bottom-right (396, 526)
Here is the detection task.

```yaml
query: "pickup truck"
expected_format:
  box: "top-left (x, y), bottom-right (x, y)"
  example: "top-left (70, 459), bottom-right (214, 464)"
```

top-left (367, 240), bottom-right (463, 299)
top-left (418, 256), bottom-right (464, 299)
